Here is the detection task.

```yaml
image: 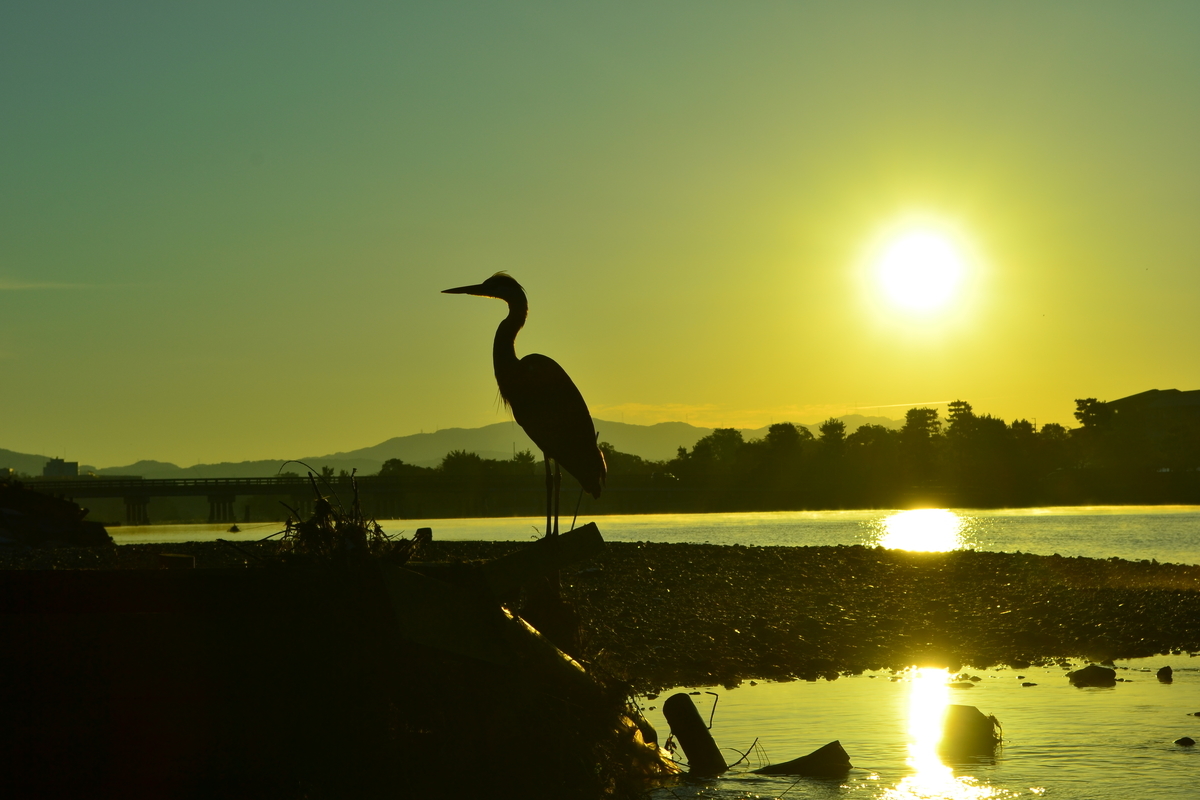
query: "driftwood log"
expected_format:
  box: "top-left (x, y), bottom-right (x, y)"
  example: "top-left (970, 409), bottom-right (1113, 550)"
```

top-left (752, 739), bottom-right (852, 777)
top-left (662, 692), bottom-right (728, 776)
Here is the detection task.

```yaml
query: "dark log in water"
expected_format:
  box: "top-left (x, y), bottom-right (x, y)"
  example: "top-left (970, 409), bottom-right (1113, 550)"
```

top-left (662, 692), bottom-right (728, 776)
top-left (752, 739), bottom-right (852, 777)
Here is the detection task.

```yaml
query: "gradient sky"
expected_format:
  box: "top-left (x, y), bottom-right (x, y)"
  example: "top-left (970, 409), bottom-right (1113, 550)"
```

top-left (3, 2), bottom-right (1198, 468)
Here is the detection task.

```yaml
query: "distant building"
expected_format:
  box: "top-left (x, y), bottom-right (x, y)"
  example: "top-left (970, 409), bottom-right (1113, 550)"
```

top-left (1106, 389), bottom-right (1200, 423)
top-left (1103, 389), bottom-right (1200, 470)
top-left (43, 458), bottom-right (79, 478)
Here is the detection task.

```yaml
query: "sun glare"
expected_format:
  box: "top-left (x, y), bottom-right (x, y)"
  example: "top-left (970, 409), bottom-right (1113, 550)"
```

top-left (876, 509), bottom-right (964, 552)
top-left (875, 230), bottom-right (966, 312)
top-left (885, 668), bottom-right (1002, 800)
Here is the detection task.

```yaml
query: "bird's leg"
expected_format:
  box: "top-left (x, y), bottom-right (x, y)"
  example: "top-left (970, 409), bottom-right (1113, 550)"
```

top-left (553, 463), bottom-right (562, 536)
top-left (544, 455), bottom-right (553, 538)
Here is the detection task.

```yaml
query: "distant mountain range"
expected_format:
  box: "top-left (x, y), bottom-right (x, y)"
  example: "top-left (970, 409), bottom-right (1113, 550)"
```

top-left (2, 414), bottom-right (901, 480)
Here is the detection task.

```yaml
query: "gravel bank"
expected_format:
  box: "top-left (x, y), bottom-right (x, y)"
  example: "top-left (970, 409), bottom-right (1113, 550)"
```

top-left (4, 539), bottom-right (1199, 692)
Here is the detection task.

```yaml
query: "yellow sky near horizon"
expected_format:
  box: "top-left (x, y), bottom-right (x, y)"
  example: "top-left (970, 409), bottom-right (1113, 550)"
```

top-left (2, 2), bottom-right (1198, 467)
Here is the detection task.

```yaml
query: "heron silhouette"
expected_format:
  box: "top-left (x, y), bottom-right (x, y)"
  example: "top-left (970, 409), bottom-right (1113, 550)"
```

top-left (443, 273), bottom-right (606, 536)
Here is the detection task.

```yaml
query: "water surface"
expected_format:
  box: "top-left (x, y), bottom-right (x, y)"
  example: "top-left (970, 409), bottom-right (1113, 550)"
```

top-left (640, 656), bottom-right (1200, 799)
top-left (111, 505), bottom-right (1200, 564)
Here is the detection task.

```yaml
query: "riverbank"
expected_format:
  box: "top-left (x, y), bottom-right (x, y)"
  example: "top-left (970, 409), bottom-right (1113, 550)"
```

top-left (4, 539), bottom-right (1199, 693)
top-left (566, 541), bottom-right (1200, 691)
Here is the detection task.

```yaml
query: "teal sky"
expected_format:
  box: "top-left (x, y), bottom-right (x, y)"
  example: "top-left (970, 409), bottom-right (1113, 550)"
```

top-left (3, 2), bottom-right (1198, 468)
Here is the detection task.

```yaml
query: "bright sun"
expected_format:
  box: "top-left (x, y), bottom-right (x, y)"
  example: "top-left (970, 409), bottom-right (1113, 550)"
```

top-left (876, 230), bottom-right (966, 312)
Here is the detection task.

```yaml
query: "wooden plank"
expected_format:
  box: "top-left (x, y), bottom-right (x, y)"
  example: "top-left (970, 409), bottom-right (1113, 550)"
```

top-left (480, 522), bottom-right (603, 597)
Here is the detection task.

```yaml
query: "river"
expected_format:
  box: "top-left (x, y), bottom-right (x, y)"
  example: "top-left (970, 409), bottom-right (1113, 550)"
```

top-left (638, 656), bottom-right (1199, 800)
top-left (112, 504), bottom-right (1200, 565)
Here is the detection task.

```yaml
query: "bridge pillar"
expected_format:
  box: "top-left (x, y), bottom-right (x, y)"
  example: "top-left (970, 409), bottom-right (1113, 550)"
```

top-left (208, 494), bottom-right (237, 524)
top-left (123, 497), bottom-right (150, 526)
top-left (289, 495), bottom-right (314, 520)
top-left (371, 493), bottom-right (400, 520)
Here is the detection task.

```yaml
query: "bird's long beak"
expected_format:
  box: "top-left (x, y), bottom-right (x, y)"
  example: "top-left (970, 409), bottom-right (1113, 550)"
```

top-left (442, 283), bottom-right (489, 296)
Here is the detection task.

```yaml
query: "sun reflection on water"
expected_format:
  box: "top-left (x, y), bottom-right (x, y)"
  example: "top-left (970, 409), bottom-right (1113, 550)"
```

top-left (875, 509), bottom-right (965, 552)
top-left (884, 668), bottom-right (1011, 800)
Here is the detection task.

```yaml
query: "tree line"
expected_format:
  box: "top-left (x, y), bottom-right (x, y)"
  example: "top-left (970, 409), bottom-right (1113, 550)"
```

top-left (375, 397), bottom-right (1200, 513)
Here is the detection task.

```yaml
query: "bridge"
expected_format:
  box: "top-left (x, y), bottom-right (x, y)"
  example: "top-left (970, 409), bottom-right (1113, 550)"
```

top-left (30, 475), bottom-right (642, 526)
top-left (30, 476), bottom-right (409, 525)
top-left (28, 474), bottom-right (696, 526)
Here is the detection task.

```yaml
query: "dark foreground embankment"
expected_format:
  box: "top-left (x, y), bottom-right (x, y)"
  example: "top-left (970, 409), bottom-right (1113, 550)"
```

top-left (0, 544), bottom-right (657, 800)
top-left (5, 539), bottom-right (1199, 694)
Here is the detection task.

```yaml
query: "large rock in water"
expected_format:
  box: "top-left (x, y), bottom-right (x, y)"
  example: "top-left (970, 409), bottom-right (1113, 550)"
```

top-left (752, 740), bottom-right (852, 777)
top-left (939, 705), bottom-right (1001, 759)
top-left (1066, 664), bottom-right (1117, 687)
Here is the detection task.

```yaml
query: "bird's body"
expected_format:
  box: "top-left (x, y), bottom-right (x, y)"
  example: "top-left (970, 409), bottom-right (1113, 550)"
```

top-left (444, 273), bottom-right (606, 521)
top-left (497, 352), bottom-right (606, 498)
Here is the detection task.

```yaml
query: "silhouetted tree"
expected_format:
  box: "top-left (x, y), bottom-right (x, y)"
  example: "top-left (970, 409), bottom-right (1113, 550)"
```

top-left (766, 422), bottom-right (809, 451)
top-left (598, 442), bottom-right (660, 476)
top-left (1035, 422), bottom-right (1075, 476)
top-left (440, 450), bottom-right (485, 476)
top-left (1074, 398), bottom-right (1114, 430)
top-left (378, 458), bottom-right (428, 477)
top-left (946, 400), bottom-right (975, 436)
top-left (818, 418), bottom-right (846, 448)
top-left (845, 424), bottom-right (901, 504)
top-left (900, 407), bottom-right (942, 487)
top-left (753, 423), bottom-right (812, 503)
top-left (690, 428), bottom-right (745, 464)
top-left (1073, 398), bottom-right (1117, 468)
top-left (943, 400), bottom-right (976, 490)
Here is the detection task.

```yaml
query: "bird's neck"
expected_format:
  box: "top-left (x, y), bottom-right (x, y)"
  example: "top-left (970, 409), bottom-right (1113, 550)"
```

top-left (492, 299), bottom-right (527, 378)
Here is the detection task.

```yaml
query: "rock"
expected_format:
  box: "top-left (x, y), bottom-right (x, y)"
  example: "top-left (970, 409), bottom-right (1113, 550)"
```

top-left (939, 705), bottom-right (1001, 758)
top-left (752, 740), bottom-right (852, 777)
top-left (1067, 664), bottom-right (1117, 687)
top-left (1157, 666), bottom-right (1173, 683)
top-left (1174, 737), bottom-right (1195, 747)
